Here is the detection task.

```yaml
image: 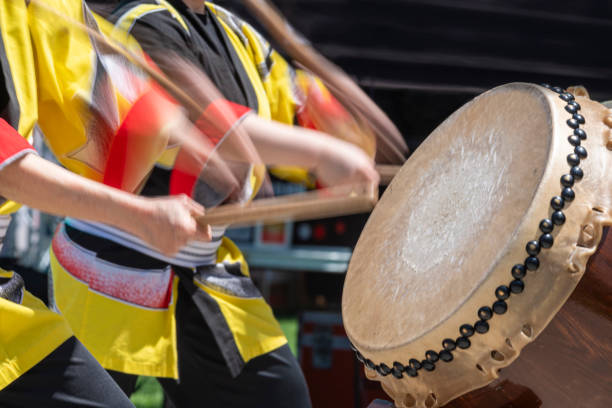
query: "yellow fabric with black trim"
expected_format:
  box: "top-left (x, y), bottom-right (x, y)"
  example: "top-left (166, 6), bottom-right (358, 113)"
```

top-left (205, 2), bottom-right (313, 186)
top-left (0, 0), bottom-right (36, 216)
top-left (0, 270), bottom-right (73, 391)
top-left (213, 237), bottom-right (287, 362)
top-left (29, 1), bottom-right (149, 182)
top-left (28, 1), bottom-right (100, 181)
top-left (0, 1), bottom-right (75, 390)
top-left (49, 251), bottom-right (180, 378)
top-left (91, 1), bottom-right (327, 376)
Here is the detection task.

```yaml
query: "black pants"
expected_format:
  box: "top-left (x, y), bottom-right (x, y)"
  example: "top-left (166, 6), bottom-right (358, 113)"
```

top-left (109, 281), bottom-right (311, 408)
top-left (0, 337), bottom-right (134, 408)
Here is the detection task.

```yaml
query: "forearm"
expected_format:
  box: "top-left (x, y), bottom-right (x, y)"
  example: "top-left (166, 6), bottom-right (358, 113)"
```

top-left (240, 114), bottom-right (331, 168)
top-left (0, 153), bottom-right (150, 232)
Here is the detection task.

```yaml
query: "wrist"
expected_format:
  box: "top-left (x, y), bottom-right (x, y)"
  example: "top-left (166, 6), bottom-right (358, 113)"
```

top-left (103, 190), bottom-right (152, 236)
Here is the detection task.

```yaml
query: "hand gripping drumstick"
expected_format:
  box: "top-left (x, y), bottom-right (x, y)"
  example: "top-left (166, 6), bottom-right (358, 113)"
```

top-left (241, 0), bottom-right (409, 164)
top-left (26, 0), bottom-right (379, 226)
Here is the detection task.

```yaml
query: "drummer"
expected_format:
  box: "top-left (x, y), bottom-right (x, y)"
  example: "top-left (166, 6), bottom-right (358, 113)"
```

top-left (46, 1), bottom-right (379, 407)
top-left (0, 0), bottom-right (216, 405)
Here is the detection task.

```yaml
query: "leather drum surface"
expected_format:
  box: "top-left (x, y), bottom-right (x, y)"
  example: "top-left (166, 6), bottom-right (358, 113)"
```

top-left (342, 83), bottom-right (612, 407)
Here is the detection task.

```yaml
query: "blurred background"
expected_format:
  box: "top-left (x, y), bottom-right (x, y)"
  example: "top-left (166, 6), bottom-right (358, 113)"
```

top-left (6, 0), bottom-right (612, 407)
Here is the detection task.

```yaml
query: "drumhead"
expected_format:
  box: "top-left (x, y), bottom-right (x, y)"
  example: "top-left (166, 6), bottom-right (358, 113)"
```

top-left (343, 83), bottom-right (553, 349)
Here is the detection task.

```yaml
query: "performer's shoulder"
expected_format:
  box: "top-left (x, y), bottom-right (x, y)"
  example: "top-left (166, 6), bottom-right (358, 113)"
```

top-left (111, 0), bottom-right (175, 24)
top-left (111, 0), bottom-right (188, 35)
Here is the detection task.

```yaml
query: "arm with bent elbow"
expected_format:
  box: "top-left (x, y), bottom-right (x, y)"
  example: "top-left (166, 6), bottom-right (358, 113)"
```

top-left (0, 119), bottom-right (210, 256)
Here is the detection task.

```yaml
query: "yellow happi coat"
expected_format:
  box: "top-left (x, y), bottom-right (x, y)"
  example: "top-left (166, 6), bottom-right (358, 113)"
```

top-left (51, 0), bottom-right (326, 379)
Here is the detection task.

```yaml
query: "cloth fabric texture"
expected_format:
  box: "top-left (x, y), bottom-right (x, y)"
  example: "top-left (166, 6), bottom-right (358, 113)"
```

top-left (50, 0), bottom-right (318, 382)
top-left (0, 336), bottom-right (135, 408)
top-left (0, 0), bottom-right (171, 400)
top-left (108, 277), bottom-right (311, 408)
top-left (51, 221), bottom-right (288, 379)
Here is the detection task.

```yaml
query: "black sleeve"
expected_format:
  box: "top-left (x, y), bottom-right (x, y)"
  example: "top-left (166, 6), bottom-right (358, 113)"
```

top-left (123, 11), bottom-right (201, 85)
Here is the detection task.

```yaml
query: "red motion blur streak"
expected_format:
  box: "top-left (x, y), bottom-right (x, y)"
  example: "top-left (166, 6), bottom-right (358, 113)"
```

top-left (170, 100), bottom-right (251, 196)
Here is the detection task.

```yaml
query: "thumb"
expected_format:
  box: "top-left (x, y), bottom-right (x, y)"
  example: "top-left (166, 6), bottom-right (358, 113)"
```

top-left (194, 220), bottom-right (212, 242)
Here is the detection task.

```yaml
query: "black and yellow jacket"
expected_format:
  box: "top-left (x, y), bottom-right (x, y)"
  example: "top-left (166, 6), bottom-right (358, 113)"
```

top-left (49, 0), bottom-right (329, 380)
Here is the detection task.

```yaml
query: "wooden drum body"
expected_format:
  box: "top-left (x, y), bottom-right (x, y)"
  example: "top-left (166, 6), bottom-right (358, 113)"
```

top-left (342, 83), bottom-right (612, 407)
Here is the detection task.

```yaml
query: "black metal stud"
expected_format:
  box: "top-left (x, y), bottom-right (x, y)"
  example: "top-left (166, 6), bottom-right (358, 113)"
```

top-left (526, 240), bottom-right (541, 256)
top-left (561, 187), bottom-right (575, 202)
top-left (356, 351), bottom-right (364, 362)
top-left (406, 366), bottom-right (418, 377)
top-left (565, 104), bottom-right (578, 114)
top-left (560, 174), bottom-right (574, 187)
top-left (551, 196), bottom-right (565, 211)
top-left (570, 166), bottom-right (583, 181)
top-left (573, 113), bottom-right (585, 124)
top-left (375, 365), bottom-right (384, 375)
top-left (540, 233), bottom-right (554, 248)
top-left (567, 118), bottom-right (579, 129)
top-left (474, 320), bottom-right (489, 334)
top-left (539, 219), bottom-right (554, 234)
top-left (552, 86), bottom-right (564, 93)
top-left (567, 153), bottom-right (580, 167)
top-left (511, 264), bottom-right (527, 279)
top-left (567, 101), bottom-right (581, 111)
top-left (478, 306), bottom-right (493, 320)
top-left (575, 146), bottom-right (588, 159)
top-left (552, 211), bottom-right (566, 225)
top-left (495, 285), bottom-right (510, 300)
top-left (439, 350), bottom-right (453, 362)
top-left (456, 336), bottom-right (471, 349)
top-left (568, 135), bottom-right (581, 147)
top-left (510, 279), bottom-right (525, 294)
top-left (442, 339), bottom-right (456, 351)
top-left (422, 360), bottom-right (435, 371)
top-left (560, 92), bottom-right (574, 101)
top-left (540, 83), bottom-right (551, 89)
top-left (574, 128), bottom-right (586, 140)
top-left (409, 359), bottom-right (422, 371)
top-left (379, 363), bottom-right (391, 376)
top-left (493, 300), bottom-right (508, 314)
top-left (365, 359), bottom-right (375, 369)
top-left (525, 256), bottom-right (540, 270)
top-left (425, 350), bottom-right (439, 363)
top-left (393, 361), bottom-right (405, 372)
top-left (391, 366), bottom-right (403, 379)
top-left (460, 324), bottom-right (475, 337)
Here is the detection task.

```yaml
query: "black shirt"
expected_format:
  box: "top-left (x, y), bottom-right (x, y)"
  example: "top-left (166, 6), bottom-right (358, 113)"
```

top-left (111, 0), bottom-right (257, 110)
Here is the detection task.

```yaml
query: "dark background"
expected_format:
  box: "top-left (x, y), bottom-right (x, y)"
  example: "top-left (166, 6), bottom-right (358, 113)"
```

top-left (218, 0), bottom-right (612, 150)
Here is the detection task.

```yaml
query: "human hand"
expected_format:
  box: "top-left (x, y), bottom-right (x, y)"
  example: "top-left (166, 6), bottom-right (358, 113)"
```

top-left (131, 194), bottom-right (212, 256)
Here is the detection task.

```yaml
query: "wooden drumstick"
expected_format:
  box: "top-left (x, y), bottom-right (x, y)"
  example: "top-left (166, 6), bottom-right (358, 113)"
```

top-left (375, 164), bottom-right (402, 185)
top-left (199, 183), bottom-right (378, 226)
